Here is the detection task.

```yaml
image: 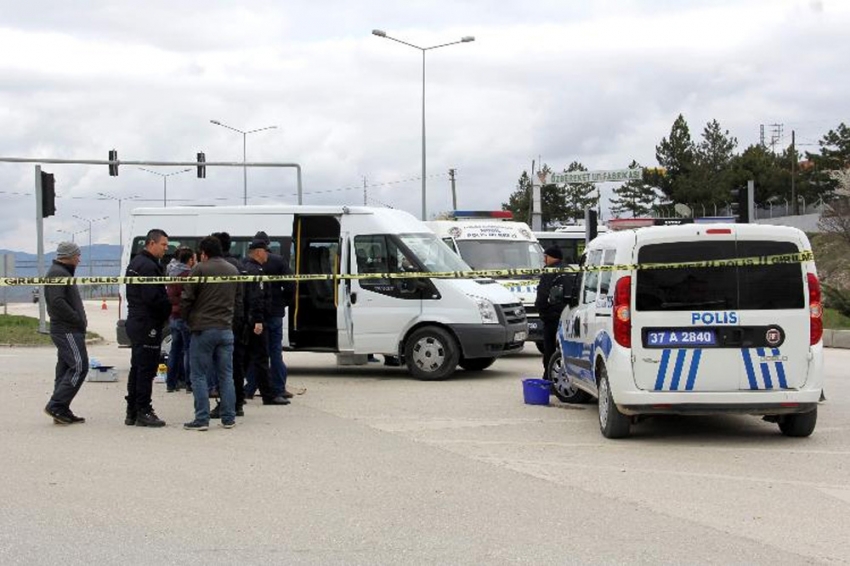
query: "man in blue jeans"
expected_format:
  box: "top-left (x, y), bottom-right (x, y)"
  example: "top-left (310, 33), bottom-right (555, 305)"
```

top-left (253, 231), bottom-right (296, 398)
top-left (180, 236), bottom-right (240, 430)
top-left (165, 247), bottom-right (195, 393)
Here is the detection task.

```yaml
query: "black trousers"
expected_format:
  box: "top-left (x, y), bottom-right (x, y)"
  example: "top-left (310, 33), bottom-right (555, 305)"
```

top-left (48, 332), bottom-right (89, 412)
top-left (242, 328), bottom-right (275, 402)
top-left (126, 319), bottom-right (162, 413)
top-left (232, 337), bottom-right (246, 407)
top-left (542, 318), bottom-right (559, 381)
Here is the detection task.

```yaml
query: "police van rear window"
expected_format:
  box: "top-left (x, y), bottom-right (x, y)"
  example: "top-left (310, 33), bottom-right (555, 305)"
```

top-left (635, 241), bottom-right (804, 311)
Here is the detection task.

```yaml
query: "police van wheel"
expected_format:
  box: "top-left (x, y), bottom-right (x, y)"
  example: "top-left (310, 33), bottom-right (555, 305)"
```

top-left (778, 407), bottom-right (817, 437)
top-left (548, 352), bottom-right (590, 404)
top-left (598, 367), bottom-right (630, 439)
top-left (458, 357), bottom-right (495, 371)
top-left (404, 326), bottom-right (460, 381)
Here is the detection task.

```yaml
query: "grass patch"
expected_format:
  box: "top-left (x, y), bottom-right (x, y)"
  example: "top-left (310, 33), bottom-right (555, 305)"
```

top-left (824, 308), bottom-right (850, 330)
top-left (0, 314), bottom-right (101, 346)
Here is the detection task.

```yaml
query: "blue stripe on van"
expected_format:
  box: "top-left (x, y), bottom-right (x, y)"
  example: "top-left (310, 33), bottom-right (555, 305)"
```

top-left (655, 349), bottom-right (671, 391)
top-left (685, 349), bottom-right (702, 391)
top-left (741, 348), bottom-right (757, 390)
top-left (670, 349), bottom-right (687, 391)
top-left (772, 348), bottom-right (788, 388)
top-left (756, 347), bottom-right (773, 389)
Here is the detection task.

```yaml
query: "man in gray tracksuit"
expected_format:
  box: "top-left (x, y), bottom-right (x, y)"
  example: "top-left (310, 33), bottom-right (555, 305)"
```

top-left (43, 242), bottom-right (89, 425)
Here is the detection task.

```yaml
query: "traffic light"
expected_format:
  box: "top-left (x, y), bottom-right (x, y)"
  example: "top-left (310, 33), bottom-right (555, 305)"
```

top-left (197, 152), bottom-right (206, 178)
top-left (731, 185), bottom-right (750, 223)
top-left (40, 171), bottom-right (56, 218)
top-left (108, 149), bottom-right (118, 176)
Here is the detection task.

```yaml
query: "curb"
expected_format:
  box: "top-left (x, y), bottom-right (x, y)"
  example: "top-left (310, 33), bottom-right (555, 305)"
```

top-left (822, 329), bottom-right (850, 349)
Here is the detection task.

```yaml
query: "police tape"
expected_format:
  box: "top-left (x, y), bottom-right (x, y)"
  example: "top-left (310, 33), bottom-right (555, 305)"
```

top-left (0, 250), bottom-right (815, 287)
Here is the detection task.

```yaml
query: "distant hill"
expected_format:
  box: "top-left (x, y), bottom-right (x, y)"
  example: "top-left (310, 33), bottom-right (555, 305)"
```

top-left (0, 244), bottom-right (122, 303)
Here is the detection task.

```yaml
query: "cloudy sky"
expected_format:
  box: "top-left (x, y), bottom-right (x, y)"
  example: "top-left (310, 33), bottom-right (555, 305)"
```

top-left (0, 0), bottom-right (846, 253)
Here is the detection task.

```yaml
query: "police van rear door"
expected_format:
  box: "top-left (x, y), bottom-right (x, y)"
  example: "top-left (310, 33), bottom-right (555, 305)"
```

top-left (633, 230), bottom-right (742, 391)
top-left (632, 227), bottom-right (808, 392)
top-left (733, 232), bottom-right (809, 391)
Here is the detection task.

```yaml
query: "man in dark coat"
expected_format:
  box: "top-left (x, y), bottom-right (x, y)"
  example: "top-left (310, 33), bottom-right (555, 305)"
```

top-left (254, 231), bottom-right (296, 398)
top-left (43, 242), bottom-right (89, 424)
top-left (241, 239), bottom-right (288, 405)
top-left (124, 228), bottom-right (171, 427)
top-left (535, 246), bottom-right (566, 381)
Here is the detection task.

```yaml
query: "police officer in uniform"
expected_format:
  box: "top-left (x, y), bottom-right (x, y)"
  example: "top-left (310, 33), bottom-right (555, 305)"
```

top-left (124, 229), bottom-right (172, 427)
top-left (241, 238), bottom-right (288, 405)
top-left (535, 246), bottom-right (566, 381)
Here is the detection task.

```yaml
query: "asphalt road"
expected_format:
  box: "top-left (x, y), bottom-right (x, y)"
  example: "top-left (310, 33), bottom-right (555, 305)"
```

top-left (1, 301), bottom-right (848, 565)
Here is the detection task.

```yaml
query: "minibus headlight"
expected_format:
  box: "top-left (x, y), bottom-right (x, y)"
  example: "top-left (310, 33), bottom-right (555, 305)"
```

top-left (471, 296), bottom-right (499, 324)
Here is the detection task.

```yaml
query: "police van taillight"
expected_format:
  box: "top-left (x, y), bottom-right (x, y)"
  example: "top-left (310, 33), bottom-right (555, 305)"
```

top-left (613, 276), bottom-right (632, 348)
top-left (808, 272), bottom-right (823, 345)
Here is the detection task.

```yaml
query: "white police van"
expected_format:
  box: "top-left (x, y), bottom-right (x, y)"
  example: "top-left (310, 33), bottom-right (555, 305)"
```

top-left (547, 223), bottom-right (824, 438)
top-left (118, 205), bottom-right (527, 381)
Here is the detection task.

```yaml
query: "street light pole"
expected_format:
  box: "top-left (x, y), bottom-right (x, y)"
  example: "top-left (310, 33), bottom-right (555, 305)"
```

top-left (372, 29), bottom-right (475, 221)
top-left (210, 120), bottom-right (278, 205)
top-left (138, 168), bottom-right (192, 207)
top-left (57, 228), bottom-right (86, 243)
top-left (72, 214), bottom-right (108, 292)
top-left (98, 192), bottom-right (139, 255)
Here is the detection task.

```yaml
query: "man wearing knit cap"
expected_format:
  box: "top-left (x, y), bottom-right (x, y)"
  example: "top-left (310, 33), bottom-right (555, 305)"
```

top-left (43, 241), bottom-right (89, 424)
top-left (535, 245), bottom-right (567, 381)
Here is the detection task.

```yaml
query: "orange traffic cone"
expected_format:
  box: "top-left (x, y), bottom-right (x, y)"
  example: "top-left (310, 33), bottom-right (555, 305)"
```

top-left (101, 299), bottom-right (107, 311)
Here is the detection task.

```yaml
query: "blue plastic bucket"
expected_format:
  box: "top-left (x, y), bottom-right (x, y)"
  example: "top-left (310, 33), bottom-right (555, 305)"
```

top-left (522, 378), bottom-right (551, 405)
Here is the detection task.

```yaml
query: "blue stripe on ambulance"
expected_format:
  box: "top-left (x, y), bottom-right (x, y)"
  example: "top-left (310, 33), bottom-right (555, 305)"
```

top-left (654, 349), bottom-right (703, 391)
top-left (740, 348), bottom-right (787, 390)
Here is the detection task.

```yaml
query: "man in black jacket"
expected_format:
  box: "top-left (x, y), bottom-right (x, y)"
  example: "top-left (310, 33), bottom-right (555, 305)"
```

top-left (535, 246), bottom-right (567, 381)
top-left (43, 242), bottom-right (89, 425)
top-left (254, 231), bottom-right (295, 398)
top-left (124, 228), bottom-right (171, 427)
top-left (241, 239), bottom-right (288, 405)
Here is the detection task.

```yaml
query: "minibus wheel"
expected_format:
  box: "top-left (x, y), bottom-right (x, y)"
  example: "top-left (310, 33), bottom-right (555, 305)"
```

top-left (404, 326), bottom-right (460, 381)
top-left (458, 357), bottom-right (495, 371)
top-left (778, 407), bottom-right (817, 437)
top-left (548, 351), bottom-right (590, 403)
top-left (598, 365), bottom-right (631, 439)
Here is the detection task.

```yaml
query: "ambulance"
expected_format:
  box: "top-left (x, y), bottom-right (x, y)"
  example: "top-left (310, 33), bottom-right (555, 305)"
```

top-left (425, 211), bottom-right (545, 349)
top-left (117, 205), bottom-right (528, 381)
top-left (547, 223), bottom-right (824, 438)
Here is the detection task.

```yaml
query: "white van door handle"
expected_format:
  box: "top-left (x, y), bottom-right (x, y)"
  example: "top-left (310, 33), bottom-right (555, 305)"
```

top-left (351, 292), bottom-right (358, 304)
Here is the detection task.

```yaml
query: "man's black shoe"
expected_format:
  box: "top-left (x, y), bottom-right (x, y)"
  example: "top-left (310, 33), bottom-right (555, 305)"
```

top-left (125, 410), bottom-right (137, 426)
top-left (166, 387), bottom-right (176, 393)
top-left (209, 404), bottom-right (221, 419)
top-left (263, 396), bottom-right (290, 406)
top-left (66, 411), bottom-right (85, 424)
top-left (135, 409), bottom-right (166, 428)
top-left (236, 405), bottom-right (245, 417)
top-left (44, 406), bottom-right (73, 425)
top-left (183, 420), bottom-right (209, 431)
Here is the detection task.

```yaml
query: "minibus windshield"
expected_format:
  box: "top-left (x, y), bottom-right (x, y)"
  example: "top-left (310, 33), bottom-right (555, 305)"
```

top-left (399, 233), bottom-right (471, 273)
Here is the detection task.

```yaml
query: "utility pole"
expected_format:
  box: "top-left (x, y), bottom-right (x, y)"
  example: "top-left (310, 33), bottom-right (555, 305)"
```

top-left (449, 168), bottom-right (457, 210)
top-left (363, 176), bottom-right (367, 205)
top-left (791, 129), bottom-right (797, 215)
